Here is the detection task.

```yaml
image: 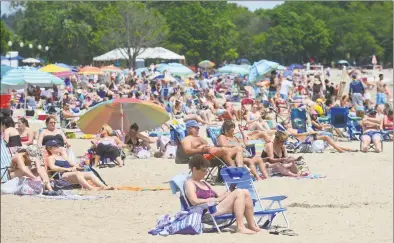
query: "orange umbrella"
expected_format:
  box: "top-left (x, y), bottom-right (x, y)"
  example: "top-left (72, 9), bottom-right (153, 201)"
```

top-left (78, 66), bottom-right (104, 75)
top-left (101, 65), bottom-right (122, 73)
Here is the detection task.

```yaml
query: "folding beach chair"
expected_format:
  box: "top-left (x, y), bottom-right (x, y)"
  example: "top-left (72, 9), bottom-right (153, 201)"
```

top-left (290, 108), bottom-right (307, 133)
top-left (1, 139), bottom-right (12, 183)
top-left (359, 131), bottom-right (385, 152)
top-left (171, 124), bottom-right (226, 182)
top-left (169, 173), bottom-right (236, 233)
top-left (88, 130), bottom-right (125, 168)
top-left (220, 167), bottom-right (289, 229)
top-left (329, 107), bottom-right (349, 140)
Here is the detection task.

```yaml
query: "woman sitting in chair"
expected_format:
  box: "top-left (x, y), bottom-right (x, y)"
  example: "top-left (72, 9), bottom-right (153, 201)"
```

top-left (1, 117), bottom-right (22, 151)
top-left (93, 124), bottom-right (124, 167)
top-left (217, 121), bottom-right (271, 180)
top-left (46, 140), bottom-right (114, 190)
top-left (245, 105), bottom-right (271, 131)
top-left (360, 110), bottom-right (383, 153)
top-left (185, 154), bottom-right (261, 234)
top-left (10, 145), bottom-right (59, 195)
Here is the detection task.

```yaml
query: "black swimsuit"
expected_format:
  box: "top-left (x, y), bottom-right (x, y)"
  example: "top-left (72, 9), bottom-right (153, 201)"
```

top-left (261, 145), bottom-right (286, 159)
top-left (8, 135), bottom-right (22, 147)
top-left (42, 134), bottom-right (64, 146)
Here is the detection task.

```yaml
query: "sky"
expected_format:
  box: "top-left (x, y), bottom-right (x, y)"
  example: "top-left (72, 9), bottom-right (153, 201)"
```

top-left (1, 1), bottom-right (283, 15)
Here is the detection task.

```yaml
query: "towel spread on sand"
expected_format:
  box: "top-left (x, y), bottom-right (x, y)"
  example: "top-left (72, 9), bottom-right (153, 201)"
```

top-left (36, 191), bottom-right (110, 200)
top-left (116, 186), bottom-right (169, 191)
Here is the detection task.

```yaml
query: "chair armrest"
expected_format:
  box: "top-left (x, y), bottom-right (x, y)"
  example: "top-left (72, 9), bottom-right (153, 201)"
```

top-left (259, 195), bottom-right (287, 201)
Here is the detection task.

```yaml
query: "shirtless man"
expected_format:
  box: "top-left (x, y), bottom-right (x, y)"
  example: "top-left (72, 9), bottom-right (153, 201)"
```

top-left (175, 120), bottom-right (243, 166)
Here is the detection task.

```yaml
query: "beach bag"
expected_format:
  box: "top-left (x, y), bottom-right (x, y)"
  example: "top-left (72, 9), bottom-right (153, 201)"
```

top-left (311, 140), bottom-right (325, 153)
top-left (298, 144), bottom-right (313, 153)
top-left (173, 211), bottom-right (203, 235)
top-left (16, 177), bottom-right (43, 195)
top-left (136, 149), bottom-right (151, 159)
top-left (54, 179), bottom-right (73, 191)
top-left (1, 177), bottom-right (20, 194)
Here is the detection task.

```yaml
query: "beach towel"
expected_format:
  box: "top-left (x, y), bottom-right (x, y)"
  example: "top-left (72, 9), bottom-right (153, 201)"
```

top-left (36, 190), bottom-right (110, 200)
top-left (116, 186), bottom-right (169, 191)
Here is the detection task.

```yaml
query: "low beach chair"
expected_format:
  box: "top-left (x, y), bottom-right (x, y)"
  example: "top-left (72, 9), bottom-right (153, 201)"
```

top-left (359, 131), bottom-right (385, 152)
top-left (290, 108), bottom-right (307, 133)
top-left (169, 173), bottom-right (236, 233)
top-left (220, 167), bottom-right (289, 229)
top-left (171, 124), bottom-right (226, 182)
top-left (1, 139), bottom-right (12, 183)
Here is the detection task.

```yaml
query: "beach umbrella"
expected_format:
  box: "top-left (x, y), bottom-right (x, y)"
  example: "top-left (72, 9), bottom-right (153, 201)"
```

top-left (337, 60), bottom-right (349, 65)
top-left (248, 59), bottom-right (286, 84)
top-left (288, 64), bottom-right (305, 70)
top-left (78, 66), bottom-right (104, 75)
top-left (22, 58), bottom-right (41, 64)
top-left (1, 67), bottom-right (63, 92)
top-left (54, 71), bottom-right (75, 78)
top-left (236, 58), bottom-right (250, 65)
top-left (198, 60), bottom-right (215, 69)
top-left (39, 64), bottom-right (69, 73)
top-left (217, 64), bottom-right (249, 76)
top-left (77, 98), bottom-right (170, 134)
top-left (156, 63), bottom-right (194, 77)
top-left (1, 65), bottom-right (15, 79)
top-left (101, 65), bottom-right (122, 73)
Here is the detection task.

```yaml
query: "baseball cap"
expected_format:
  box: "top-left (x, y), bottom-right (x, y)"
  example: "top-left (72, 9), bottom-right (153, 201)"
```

top-left (185, 120), bottom-right (200, 129)
top-left (45, 140), bottom-right (61, 147)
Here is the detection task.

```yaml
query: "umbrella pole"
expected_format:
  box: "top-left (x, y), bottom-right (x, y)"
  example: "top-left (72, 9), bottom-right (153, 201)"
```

top-left (121, 103), bottom-right (124, 133)
top-left (24, 83), bottom-right (27, 116)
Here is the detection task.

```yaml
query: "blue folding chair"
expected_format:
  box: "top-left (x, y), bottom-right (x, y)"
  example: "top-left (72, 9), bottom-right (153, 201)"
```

top-left (220, 167), bottom-right (289, 229)
top-left (290, 108), bottom-right (307, 133)
top-left (169, 173), bottom-right (236, 233)
top-left (329, 107), bottom-right (349, 140)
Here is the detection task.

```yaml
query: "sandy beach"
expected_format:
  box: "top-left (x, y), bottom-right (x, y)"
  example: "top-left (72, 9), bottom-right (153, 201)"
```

top-left (1, 130), bottom-right (392, 243)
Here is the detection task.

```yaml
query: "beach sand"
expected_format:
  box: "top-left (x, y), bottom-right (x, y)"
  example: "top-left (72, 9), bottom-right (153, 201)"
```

top-left (1, 68), bottom-right (393, 243)
top-left (1, 136), bottom-right (392, 243)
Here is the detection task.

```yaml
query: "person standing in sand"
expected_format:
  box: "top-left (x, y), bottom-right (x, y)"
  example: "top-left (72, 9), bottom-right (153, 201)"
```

top-left (376, 74), bottom-right (386, 105)
top-left (185, 154), bottom-right (261, 234)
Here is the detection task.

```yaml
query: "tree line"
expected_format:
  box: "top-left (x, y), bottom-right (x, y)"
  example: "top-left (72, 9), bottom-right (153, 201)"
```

top-left (1, 1), bottom-right (392, 67)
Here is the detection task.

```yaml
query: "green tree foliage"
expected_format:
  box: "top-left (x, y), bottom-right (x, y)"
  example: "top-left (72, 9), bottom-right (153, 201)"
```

top-left (2, 1), bottom-right (392, 66)
top-left (0, 20), bottom-right (12, 55)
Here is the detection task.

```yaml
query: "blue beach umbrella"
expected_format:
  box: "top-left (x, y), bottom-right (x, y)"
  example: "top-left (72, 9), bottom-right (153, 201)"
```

top-left (1, 65), bottom-right (15, 79)
top-left (248, 59), bottom-right (286, 84)
top-left (1, 67), bottom-right (63, 91)
top-left (217, 64), bottom-right (249, 76)
top-left (156, 63), bottom-right (194, 77)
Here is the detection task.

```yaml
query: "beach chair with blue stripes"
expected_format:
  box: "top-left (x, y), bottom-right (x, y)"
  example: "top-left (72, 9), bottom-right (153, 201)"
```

top-left (1, 139), bottom-right (12, 183)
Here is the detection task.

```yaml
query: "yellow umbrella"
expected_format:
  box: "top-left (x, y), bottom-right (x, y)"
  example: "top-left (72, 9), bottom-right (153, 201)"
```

top-left (39, 64), bottom-right (69, 73)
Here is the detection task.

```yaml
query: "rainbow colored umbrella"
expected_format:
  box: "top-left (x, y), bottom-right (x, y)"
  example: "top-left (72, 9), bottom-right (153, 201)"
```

top-left (39, 64), bottom-right (69, 73)
top-left (77, 98), bottom-right (170, 134)
top-left (198, 60), bottom-right (215, 69)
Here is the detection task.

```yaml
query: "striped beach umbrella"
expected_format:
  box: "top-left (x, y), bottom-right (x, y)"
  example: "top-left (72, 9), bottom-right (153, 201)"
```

top-left (77, 98), bottom-right (170, 134)
top-left (156, 63), bottom-right (195, 77)
top-left (1, 67), bottom-right (63, 91)
top-left (217, 64), bottom-right (249, 76)
top-left (198, 60), bottom-right (215, 69)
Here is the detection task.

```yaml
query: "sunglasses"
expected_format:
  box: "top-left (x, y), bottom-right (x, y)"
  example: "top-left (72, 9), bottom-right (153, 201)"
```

top-left (48, 121), bottom-right (56, 124)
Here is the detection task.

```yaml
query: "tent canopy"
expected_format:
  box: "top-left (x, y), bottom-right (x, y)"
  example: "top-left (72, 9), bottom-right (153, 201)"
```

top-left (93, 47), bottom-right (185, 61)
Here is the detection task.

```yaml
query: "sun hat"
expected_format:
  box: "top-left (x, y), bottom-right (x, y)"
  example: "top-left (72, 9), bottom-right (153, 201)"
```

top-left (25, 145), bottom-right (42, 160)
top-left (316, 98), bottom-right (323, 104)
top-left (45, 140), bottom-right (61, 147)
top-left (185, 120), bottom-right (200, 129)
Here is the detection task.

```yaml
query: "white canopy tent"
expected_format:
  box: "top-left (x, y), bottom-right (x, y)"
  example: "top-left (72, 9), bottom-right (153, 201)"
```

top-left (93, 47), bottom-right (185, 61)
